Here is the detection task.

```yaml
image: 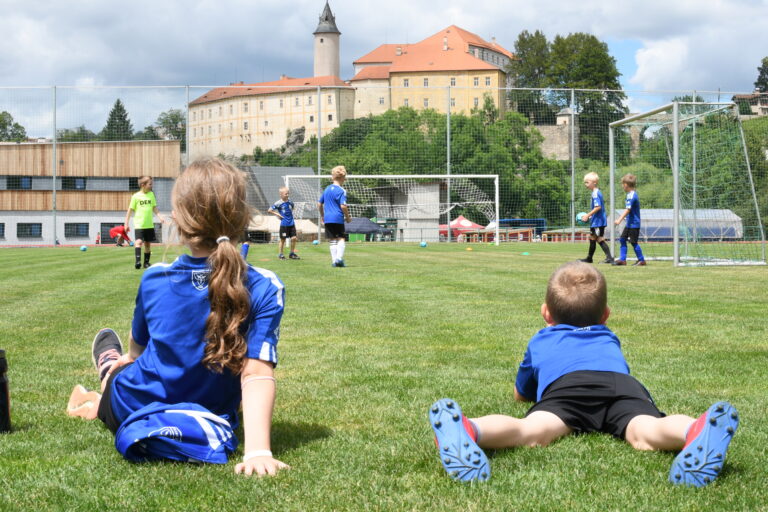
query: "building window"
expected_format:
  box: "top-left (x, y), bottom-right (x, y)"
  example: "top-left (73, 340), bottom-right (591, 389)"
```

top-left (244, 121), bottom-right (249, 131)
top-left (379, 97), bottom-right (385, 105)
top-left (218, 106), bottom-right (222, 116)
top-left (279, 99), bottom-right (284, 108)
top-left (309, 115), bottom-right (314, 123)
top-left (308, 96), bottom-right (312, 106)
top-left (17, 223), bottom-right (42, 238)
top-left (328, 95), bottom-right (333, 105)
top-left (328, 114), bottom-right (333, 121)
top-left (473, 77), bottom-right (479, 87)
top-left (229, 105), bottom-right (233, 115)
top-left (485, 76), bottom-right (491, 86)
top-left (450, 77), bottom-right (456, 86)
top-left (218, 125), bottom-right (221, 133)
top-left (193, 128), bottom-right (196, 137)
top-left (264, 120), bottom-right (269, 127)
top-left (7, 176), bottom-right (32, 190)
top-left (404, 98), bottom-right (409, 106)
top-left (229, 122), bottom-right (233, 131)
top-left (128, 177), bottom-right (140, 191)
top-left (259, 101), bottom-right (264, 110)
top-left (423, 78), bottom-right (429, 87)
top-left (403, 78), bottom-right (409, 88)
top-left (192, 111), bottom-right (196, 121)
top-left (295, 97), bottom-right (299, 106)
top-left (0, 223), bottom-right (4, 238)
top-left (62, 177), bottom-right (87, 190)
top-left (450, 97), bottom-right (456, 107)
top-left (208, 126), bottom-right (212, 135)
top-left (423, 98), bottom-right (429, 107)
top-left (208, 109), bottom-right (212, 119)
top-left (64, 223), bottom-right (89, 238)
top-left (474, 97), bottom-right (479, 107)
top-left (243, 102), bottom-right (249, 113)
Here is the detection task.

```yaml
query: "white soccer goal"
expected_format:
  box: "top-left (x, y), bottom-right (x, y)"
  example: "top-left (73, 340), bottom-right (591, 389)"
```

top-left (609, 102), bottom-right (766, 266)
top-left (284, 174), bottom-right (500, 243)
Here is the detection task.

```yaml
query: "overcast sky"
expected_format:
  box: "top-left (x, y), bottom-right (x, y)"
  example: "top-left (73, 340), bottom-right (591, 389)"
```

top-left (1, 0), bottom-right (766, 136)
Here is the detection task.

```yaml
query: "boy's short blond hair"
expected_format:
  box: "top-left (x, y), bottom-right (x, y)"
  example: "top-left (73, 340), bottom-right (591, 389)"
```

top-left (621, 173), bottom-right (637, 188)
top-left (279, 186), bottom-right (289, 193)
top-left (545, 262), bottom-right (607, 327)
top-left (583, 172), bottom-right (599, 183)
top-left (138, 175), bottom-right (152, 188)
top-left (331, 165), bottom-right (347, 179)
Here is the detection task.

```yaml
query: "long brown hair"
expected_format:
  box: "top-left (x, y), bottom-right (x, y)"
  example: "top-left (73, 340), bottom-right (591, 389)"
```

top-left (172, 157), bottom-right (251, 373)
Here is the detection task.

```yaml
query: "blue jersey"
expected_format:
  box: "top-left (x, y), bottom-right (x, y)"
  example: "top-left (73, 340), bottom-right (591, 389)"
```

top-left (515, 324), bottom-right (630, 402)
top-left (624, 190), bottom-right (641, 228)
top-left (590, 189), bottom-right (607, 228)
top-left (109, 254), bottom-right (285, 427)
top-left (318, 184), bottom-right (347, 224)
top-left (270, 199), bottom-right (295, 227)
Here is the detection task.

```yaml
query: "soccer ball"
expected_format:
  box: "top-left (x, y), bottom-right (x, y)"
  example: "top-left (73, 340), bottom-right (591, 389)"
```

top-left (312, 239), bottom-right (319, 245)
top-left (576, 212), bottom-right (588, 226)
top-left (129, 241), bottom-right (134, 246)
top-left (420, 241), bottom-right (427, 247)
top-left (79, 245), bottom-right (87, 252)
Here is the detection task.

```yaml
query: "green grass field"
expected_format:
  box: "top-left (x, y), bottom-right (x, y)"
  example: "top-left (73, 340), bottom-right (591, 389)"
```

top-left (1, 242), bottom-right (766, 511)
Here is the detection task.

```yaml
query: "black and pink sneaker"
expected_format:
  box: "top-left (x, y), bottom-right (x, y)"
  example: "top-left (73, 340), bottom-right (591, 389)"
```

top-left (429, 398), bottom-right (489, 482)
top-left (91, 328), bottom-right (123, 381)
top-left (669, 402), bottom-right (739, 487)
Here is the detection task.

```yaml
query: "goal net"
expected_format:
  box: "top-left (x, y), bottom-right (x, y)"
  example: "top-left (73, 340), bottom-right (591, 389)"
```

top-left (609, 102), bottom-right (766, 266)
top-left (284, 174), bottom-right (499, 243)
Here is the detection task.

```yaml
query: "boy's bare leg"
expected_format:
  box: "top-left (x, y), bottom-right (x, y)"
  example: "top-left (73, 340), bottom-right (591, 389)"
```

top-left (472, 411), bottom-right (572, 449)
top-left (67, 385), bottom-right (101, 419)
top-left (625, 414), bottom-right (695, 451)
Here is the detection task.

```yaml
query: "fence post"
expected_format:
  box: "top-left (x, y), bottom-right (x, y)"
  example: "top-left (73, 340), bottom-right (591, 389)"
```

top-left (316, 85), bottom-right (322, 241)
top-left (446, 85), bottom-right (451, 243)
top-left (51, 86), bottom-right (58, 247)
top-left (570, 88), bottom-right (576, 242)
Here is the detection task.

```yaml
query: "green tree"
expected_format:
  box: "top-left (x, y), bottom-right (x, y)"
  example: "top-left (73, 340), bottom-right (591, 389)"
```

top-left (507, 30), bottom-right (556, 125)
top-left (57, 125), bottom-right (97, 142)
top-left (156, 108), bottom-right (186, 151)
top-left (134, 125), bottom-right (161, 140)
top-left (754, 56), bottom-right (768, 92)
top-left (0, 111), bottom-right (27, 142)
top-left (100, 99), bottom-right (133, 141)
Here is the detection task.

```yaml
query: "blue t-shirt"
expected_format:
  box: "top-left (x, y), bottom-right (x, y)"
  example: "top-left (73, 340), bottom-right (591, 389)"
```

top-left (270, 199), bottom-right (295, 227)
top-left (515, 324), bottom-right (630, 402)
top-left (318, 184), bottom-right (347, 224)
top-left (110, 254), bottom-right (285, 427)
top-left (624, 190), bottom-right (641, 228)
top-left (590, 189), bottom-right (607, 228)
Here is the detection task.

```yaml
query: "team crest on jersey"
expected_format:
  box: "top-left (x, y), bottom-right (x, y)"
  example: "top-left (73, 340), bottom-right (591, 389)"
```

top-left (147, 426), bottom-right (183, 441)
top-left (191, 270), bottom-right (210, 290)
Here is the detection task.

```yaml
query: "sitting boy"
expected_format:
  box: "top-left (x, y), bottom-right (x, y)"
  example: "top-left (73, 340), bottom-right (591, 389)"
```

top-left (429, 261), bottom-right (738, 486)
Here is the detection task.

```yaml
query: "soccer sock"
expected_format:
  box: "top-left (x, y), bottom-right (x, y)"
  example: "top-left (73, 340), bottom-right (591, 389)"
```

top-left (632, 243), bottom-right (645, 261)
top-left (329, 240), bottom-right (338, 262)
top-left (684, 412), bottom-right (708, 448)
top-left (599, 241), bottom-right (612, 258)
top-left (619, 238), bottom-right (628, 260)
top-left (337, 239), bottom-right (346, 261)
top-left (134, 247), bottom-right (141, 265)
top-left (464, 416), bottom-right (479, 443)
top-left (588, 240), bottom-right (597, 259)
top-left (144, 252), bottom-right (151, 265)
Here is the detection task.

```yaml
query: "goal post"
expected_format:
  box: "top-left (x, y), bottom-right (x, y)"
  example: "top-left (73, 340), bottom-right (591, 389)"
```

top-left (283, 174), bottom-right (500, 244)
top-left (609, 101), bottom-right (766, 266)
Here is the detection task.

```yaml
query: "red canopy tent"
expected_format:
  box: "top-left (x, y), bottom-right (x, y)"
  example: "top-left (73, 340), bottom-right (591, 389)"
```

top-left (439, 215), bottom-right (484, 237)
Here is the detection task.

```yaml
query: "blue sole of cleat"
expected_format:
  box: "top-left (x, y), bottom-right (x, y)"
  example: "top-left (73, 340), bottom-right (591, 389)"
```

top-left (429, 398), bottom-right (490, 482)
top-left (669, 401), bottom-right (739, 487)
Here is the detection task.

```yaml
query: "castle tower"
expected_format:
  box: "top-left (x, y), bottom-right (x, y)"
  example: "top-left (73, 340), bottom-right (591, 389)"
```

top-left (313, 1), bottom-right (341, 78)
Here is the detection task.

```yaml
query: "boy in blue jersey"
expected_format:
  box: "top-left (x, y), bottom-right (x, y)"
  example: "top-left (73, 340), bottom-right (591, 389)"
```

top-left (613, 174), bottom-right (646, 266)
top-left (579, 172), bottom-right (614, 264)
top-left (318, 165), bottom-right (352, 267)
top-left (429, 261), bottom-right (738, 486)
top-left (268, 186), bottom-right (300, 260)
top-left (67, 158), bottom-right (289, 477)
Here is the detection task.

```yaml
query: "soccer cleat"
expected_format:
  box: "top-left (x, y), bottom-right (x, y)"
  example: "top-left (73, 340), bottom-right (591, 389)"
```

top-left (429, 399), bottom-right (490, 482)
top-left (278, 254), bottom-right (286, 260)
top-left (135, 262), bottom-right (142, 269)
top-left (632, 260), bottom-right (647, 266)
top-left (91, 328), bottom-right (123, 381)
top-left (143, 262), bottom-right (151, 269)
top-left (599, 257), bottom-right (614, 264)
top-left (578, 258), bottom-right (593, 263)
top-left (289, 252), bottom-right (300, 260)
top-left (67, 384), bottom-right (101, 419)
top-left (336, 259), bottom-right (346, 267)
top-left (669, 402), bottom-right (738, 487)
top-left (612, 260), bottom-right (627, 266)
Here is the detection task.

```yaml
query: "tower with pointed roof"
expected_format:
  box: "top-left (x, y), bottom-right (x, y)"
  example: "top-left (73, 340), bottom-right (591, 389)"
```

top-left (313, 1), bottom-right (341, 78)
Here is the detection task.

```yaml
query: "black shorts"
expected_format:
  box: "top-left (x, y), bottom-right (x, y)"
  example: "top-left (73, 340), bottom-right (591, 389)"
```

top-left (525, 371), bottom-right (664, 439)
top-left (620, 227), bottom-right (640, 244)
top-left (97, 363), bottom-right (133, 434)
top-left (589, 226), bottom-right (606, 239)
top-left (325, 223), bottom-right (345, 239)
top-left (134, 228), bottom-right (156, 243)
top-left (279, 225), bottom-right (297, 239)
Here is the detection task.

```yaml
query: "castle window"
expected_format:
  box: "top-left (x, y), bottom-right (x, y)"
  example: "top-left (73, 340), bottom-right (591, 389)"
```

top-left (423, 78), bottom-right (428, 87)
top-left (259, 101), bottom-right (264, 110)
top-left (379, 97), bottom-right (385, 105)
top-left (295, 97), bottom-right (299, 106)
top-left (243, 102), bottom-right (249, 112)
top-left (328, 114), bottom-right (333, 121)
top-left (474, 97), bottom-right (479, 107)
top-left (218, 106), bottom-right (222, 116)
top-left (450, 77), bottom-right (456, 86)
top-left (309, 115), bottom-right (314, 123)
top-left (279, 99), bottom-right (284, 108)
top-left (473, 77), bottom-right (479, 87)
top-left (485, 76), bottom-right (491, 86)
top-left (403, 79), bottom-right (409, 88)
top-left (244, 121), bottom-right (249, 131)
top-left (450, 97), bottom-right (455, 107)
top-left (192, 111), bottom-right (196, 121)
top-left (404, 98), bottom-right (409, 106)
top-left (208, 109), bottom-right (212, 119)
top-left (308, 96), bottom-right (312, 106)
top-left (328, 95), bottom-right (333, 105)
top-left (229, 105), bottom-right (233, 114)
top-left (423, 98), bottom-right (429, 107)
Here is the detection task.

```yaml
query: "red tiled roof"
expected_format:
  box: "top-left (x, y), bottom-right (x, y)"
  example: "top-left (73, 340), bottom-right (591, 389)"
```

top-left (350, 66), bottom-right (391, 81)
top-left (353, 44), bottom-right (400, 65)
top-left (190, 76), bottom-right (350, 105)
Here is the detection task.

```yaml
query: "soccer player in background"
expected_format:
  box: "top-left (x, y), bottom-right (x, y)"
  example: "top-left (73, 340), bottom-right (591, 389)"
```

top-left (429, 261), bottom-right (738, 486)
top-left (318, 165), bottom-right (352, 267)
top-left (124, 176), bottom-right (167, 269)
top-left (268, 187), bottom-right (300, 260)
top-left (67, 157), bottom-right (289, 476)
top-left (579, 172), bottom-right (614, 264)
top-left (613, 173), bottom-right (646, 266)
top-left (109, 225), bottom-right (132, 247)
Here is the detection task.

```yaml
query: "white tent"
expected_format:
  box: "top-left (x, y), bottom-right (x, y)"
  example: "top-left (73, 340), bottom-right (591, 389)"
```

top-left (248, 214), bottom-right (317, 234)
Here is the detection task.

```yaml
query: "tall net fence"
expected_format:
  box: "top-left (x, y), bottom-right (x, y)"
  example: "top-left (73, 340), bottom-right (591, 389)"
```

top-left (2, 85), bottom-right (767, 256)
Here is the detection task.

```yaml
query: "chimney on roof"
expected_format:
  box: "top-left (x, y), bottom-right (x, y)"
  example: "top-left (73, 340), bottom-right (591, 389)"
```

top-left (280, 74), bottom-right (287, 80)
top-left (443, 37), bottom-right (448, 51)
top-left (396, 46), bottom-right (402, 56)
top-left (491, 37), bottom-right (496, 45)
